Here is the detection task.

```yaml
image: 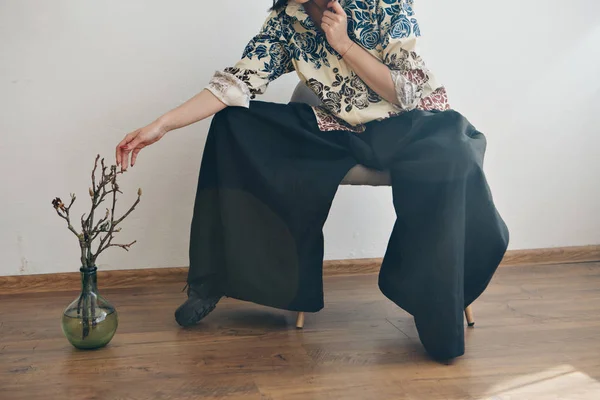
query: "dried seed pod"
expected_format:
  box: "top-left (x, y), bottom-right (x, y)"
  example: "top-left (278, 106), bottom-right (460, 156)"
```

top-left (52, 197), bottom-right (65, 210)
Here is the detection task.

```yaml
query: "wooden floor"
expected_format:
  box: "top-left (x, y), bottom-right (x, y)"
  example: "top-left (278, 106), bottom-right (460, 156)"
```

top-left (1, 263), bottom-right (600, 400)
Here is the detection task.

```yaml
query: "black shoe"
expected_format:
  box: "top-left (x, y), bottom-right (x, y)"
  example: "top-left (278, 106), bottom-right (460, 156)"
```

top-left (174, 282), bottom-right (222, 327)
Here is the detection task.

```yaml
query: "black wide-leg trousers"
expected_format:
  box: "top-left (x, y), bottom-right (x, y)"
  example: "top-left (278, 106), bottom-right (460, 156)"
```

top-left (188, 101), bottom-right (509, 360)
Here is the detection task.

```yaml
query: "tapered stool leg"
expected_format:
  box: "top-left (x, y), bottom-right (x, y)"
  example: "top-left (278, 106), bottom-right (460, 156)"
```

top-left (296, 312), bottom-right (305, 329)
top-left (296, 312), bottom-right (304, 329)
top-left (465, 306), bottom-right (475, 327)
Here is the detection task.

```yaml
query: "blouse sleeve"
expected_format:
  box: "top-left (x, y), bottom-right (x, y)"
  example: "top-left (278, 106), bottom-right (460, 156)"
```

top-left (206, 11), bottom-right (295, 108)
top-left (379, 0), bottom-right (441, 111)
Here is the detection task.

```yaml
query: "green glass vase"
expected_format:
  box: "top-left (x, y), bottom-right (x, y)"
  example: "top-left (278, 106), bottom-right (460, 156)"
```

top-left (61, 267), bottom-right (118, 350)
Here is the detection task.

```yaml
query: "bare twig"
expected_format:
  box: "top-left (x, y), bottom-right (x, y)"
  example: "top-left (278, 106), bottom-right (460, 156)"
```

top-left (104, 240), bottom-right (137, 252)
top-left (91, 155), bottom-right (100, 192)
top-left (52, 154), bottom-right (141, 269)
top-left (85, 157), bottom-right (104, 233)
top-left (80, 213), bottom-right (87, 232)
top-left (110, 166), bottom-right (118, 228)
top-left (91, 171), bottom-right (141, 264)
top-left (66, 193), bottom-right (76, 211)
top-left (101, 158), bottom-right (107, 180)
top-left (54, 208), bottom-right (80, 238)
top-left (90, 208), bottom-right (110, 237)
top-left (84, 159), bottom-right (120, 237)
top-left (52, 196), bottom-right (80, 238)
top-left (113, 193), bottom-right (140, 227)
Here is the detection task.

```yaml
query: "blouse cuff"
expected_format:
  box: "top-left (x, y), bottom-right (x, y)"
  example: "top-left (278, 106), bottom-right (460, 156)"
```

top-left (206, 71), bottom-right (251, 108)
top-left (389, 69), bottom-right (422, 111)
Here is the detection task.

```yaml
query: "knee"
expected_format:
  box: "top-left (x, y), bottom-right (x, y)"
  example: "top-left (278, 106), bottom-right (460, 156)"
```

top-left (442, 135), bottom-right (476, 174)
top-left (429, 112), bottom-right (485, 175)
top-left (210, 106), bottom-right (254, 144)
top-left (213, 105), bottom-right (249, 123)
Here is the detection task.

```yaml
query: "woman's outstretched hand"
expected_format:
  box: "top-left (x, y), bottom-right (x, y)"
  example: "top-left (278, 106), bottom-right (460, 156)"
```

top-left (116, 121), bottom-right (166, 171)
top-left (115, 89), bottom-right (227, 171)
top-left (322, 1), bottom-right (352, 55)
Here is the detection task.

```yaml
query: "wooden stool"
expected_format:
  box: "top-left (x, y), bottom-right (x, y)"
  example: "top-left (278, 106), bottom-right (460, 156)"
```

top-left (290, 82), bottom-right (476, 330)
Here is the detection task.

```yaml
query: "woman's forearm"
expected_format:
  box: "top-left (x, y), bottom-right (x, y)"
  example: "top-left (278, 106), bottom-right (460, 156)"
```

top-left (341, 42), bottom-right (398, 105)
top-left (321, 1), bottom-right (398, 106)
top-left (116, 89), bottom-right (228, 170)
top-left (158, 89), bottom-right (227, 133)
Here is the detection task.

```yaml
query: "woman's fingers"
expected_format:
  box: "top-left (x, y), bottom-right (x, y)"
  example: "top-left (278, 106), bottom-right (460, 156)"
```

top-left (324, 10), bottom-right (343, 22)
top-left (329, 1), bottom-right (345, 15)
top-left (116, 135), bottom-right (131, 168)
top-left (322, 15), bottom-right (343, 30)
top-left (123, 137), bottom-right (145, 170)
top-left (131, 146), bottom-right (144, 167)
top-left (116, 143), bottom-right (122, 168)
top-left (322, 15), bottom-right (336, 27)
top-left (124, 136), bottom-right (143, 152)
top-left (122, 141), bottom-right (134, 171)
top-left (121, 148), bottom-right (129, 172)
top-left (117, 132), bottom-right (136, 171)
top-left (116, 122), bottom-right (164, 170)
top-left (116, 130), bottom-right (138, 167)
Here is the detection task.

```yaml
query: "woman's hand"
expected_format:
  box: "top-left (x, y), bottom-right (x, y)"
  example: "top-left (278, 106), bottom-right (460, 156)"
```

top-left (116, 120), bottom-right (167, 171)
top-left (114, 89), bottom-right (227, 171)
top-left (322, 1), bottom-right (352, 55)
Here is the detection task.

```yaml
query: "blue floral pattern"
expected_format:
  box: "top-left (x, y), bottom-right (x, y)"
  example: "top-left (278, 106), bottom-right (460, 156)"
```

top-left (213, 1), bottom-right (446, 130)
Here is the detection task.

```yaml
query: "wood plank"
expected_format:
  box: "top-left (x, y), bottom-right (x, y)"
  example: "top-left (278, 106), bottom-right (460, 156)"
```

top-left (1, 245), bottom-right (599, 295)
top-left (501, 245), bottom-right (600, 266)
top-left (0, 267), bottom-right (188, 295)
top-left (1, 263), bottom-right (599, 399)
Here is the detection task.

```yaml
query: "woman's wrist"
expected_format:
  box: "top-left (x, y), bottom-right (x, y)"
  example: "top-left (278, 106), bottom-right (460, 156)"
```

top-left (337, 38), bottom-right (354, 57)
top-left (155, 115), bottom-right (173, 135)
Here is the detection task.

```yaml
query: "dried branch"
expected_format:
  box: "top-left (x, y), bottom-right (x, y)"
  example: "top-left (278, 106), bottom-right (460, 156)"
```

top-left (113, 192), bottom-right (141, 227)
top-left (52, 154), bottom-right (142, 269)
top-left (52, 194), bottom-right (87, 267)
top-left (54, 208), bottom-right (80, 238)
top-left (92, 169), bottom-right (118, 262)
top-left (67, 193), bottom-right (76, 210)
top-left (101, 158), bottom-right (107, 180)
top-left (80, 213), bottom-right (87, 233)
top-left (85, 157), bottom-right (104, 234)
top-left (84, 158), bottom-right (121, 234)
top-left (90, 208), bottom-right (110, 236)
top-left (110, 166), bottom-right (119, 228)
top-left (52, 195), bottom-right (80, 238)
top-left (91, 154), bottom-right (100, 193)
top-left (91, 177), bottom-right (141, 264)
top-left (104, 240), bottom-right (137, 252)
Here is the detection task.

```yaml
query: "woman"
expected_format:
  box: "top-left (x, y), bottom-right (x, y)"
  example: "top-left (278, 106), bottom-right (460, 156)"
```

top-left (116, 0), bottom-right (509, 361)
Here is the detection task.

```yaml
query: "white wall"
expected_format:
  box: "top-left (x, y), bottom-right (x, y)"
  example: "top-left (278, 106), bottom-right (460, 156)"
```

top-left (1, 0), bottom-right (599, 276)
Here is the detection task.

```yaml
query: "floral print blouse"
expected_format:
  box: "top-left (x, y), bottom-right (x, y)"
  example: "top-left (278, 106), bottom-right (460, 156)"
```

top-left (206, 0), bottom-right (449, 132)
